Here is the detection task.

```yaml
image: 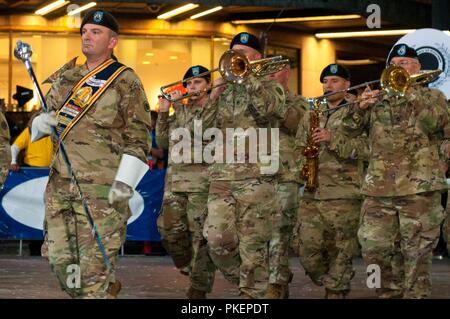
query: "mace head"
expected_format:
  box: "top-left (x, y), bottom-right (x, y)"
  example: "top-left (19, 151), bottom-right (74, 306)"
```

top-left (14, 40), bottom-right (33, 62)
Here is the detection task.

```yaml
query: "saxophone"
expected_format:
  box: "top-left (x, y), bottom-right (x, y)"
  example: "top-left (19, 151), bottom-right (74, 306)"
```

top-left (300, 98), bottom-right (323, 192)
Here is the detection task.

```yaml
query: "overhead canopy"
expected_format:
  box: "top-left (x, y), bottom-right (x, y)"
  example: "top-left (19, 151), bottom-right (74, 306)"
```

top-left (0, 0), bottom-right (437, 32)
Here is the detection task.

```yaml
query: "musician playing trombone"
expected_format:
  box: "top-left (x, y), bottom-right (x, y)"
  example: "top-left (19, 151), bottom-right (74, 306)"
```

top-left (293, 64), bottom-right (368, 299)
top-left (156, 65), bottom-right (216, 299)
top-left (201, 32), bottom-right (286, 299)
top-left (337, 43), bottom-right (450, 298)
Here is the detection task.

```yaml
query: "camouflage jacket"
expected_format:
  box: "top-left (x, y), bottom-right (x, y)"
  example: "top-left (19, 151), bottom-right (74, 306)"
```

top-left (202, 75), bottom-right (286, 181)
top-left (156, 100), bottom-right (209, 193)
top-left (337, 86), bottom-right (450, 197)
top-left (276, 91), bottom-right (308, 183)
top-left (45, 59), bottom-right (151, 185)
top-left (296, 99), bottom-right (368, 200)
top-left (0, 111), bottom-right (10, 185)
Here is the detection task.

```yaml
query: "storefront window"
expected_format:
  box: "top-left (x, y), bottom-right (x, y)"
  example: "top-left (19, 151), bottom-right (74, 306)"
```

top-left (116, 36), bottom-right (212, 109)
top-left (10, 33), bottom-right (82, 111)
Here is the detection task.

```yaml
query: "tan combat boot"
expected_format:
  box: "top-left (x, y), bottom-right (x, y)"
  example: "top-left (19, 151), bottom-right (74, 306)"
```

top-left (239, 291), bottom-right (254, 299)
top-left (265, 283), bottom-right (284, 299)
top-left (324, 288), bottom-right (347, 299)
top-left (186, 287), bottom-right (207, 299)
top-left (284, 272), bottom-right (294, 298)
top-left (281, 284), bottom-right (290, 299)
top-left (107, 280), bottom-right (122, 298)
top-left (179, 265), bottom-right (191, 276)
top-left (377, 288), bottom-right (403, 299)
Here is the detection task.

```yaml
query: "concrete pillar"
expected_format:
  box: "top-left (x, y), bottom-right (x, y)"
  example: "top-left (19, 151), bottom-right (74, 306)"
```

top-left (301, 36), bottom-right (336, 97)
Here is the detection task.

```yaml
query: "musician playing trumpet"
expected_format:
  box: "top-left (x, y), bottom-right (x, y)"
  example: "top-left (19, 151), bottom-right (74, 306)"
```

top-left (156, 65), bottom-right (216, 299)
top-left (293, 64), bottom-right (369, 299)
top-left (336, 43), bottom-right (450, 298)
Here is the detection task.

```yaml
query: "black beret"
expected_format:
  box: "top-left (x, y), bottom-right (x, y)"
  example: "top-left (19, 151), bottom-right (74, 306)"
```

top-left (80, 10), bottom-right (119, 35)
top-left (183, 65), bottom-right (211, 87)
top-left (320, 63), bottom-right (350, 83)
top-left (230, 32), bottom-right (262, 53)
top-left (387, 43), bottom-right (418, 64)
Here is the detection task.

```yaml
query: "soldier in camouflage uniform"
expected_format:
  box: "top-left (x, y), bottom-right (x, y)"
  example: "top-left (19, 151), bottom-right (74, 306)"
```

top-left (293, 64), bottom-right (368, 298)
top-left (444, 99), bottom-right (450, 258)
top-left (156, 65), bottom-right (216, 299)
top-left (337, 44), bottom-right (450, 298)
top-left (0, 110), bottom-right (10, 186)
top-left (202, 32), bottom-right (286, 299)
top-left (445, 200), bottom-right (450, 256)
top-left (33, 10), bottom-right (151, 298)
top-left (265, 61), bottom-right (308, 298)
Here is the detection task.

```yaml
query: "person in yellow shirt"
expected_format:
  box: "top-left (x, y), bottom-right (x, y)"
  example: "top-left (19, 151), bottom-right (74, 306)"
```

top-left (10, 126), bottom-right (53, 171)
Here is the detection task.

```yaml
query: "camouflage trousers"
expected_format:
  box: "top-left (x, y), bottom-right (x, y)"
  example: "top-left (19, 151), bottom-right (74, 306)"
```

top-left (203, 179), bottom-right (279, 299)
top-left (269, 182), bottom-right (298, 285)
top-left (157, 191), bottom-right (216, 293)
top-left (293, 197), bottom-right (361, 292)
top-left (43, 173), bottom-right (128, 299)
top-left (358, 192), bottom-right (445, 299)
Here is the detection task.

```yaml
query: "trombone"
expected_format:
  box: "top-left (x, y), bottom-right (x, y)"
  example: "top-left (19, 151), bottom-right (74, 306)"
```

top-left (159, 49), bottom-right (290, 103)
top-left (314, 65), bottom-right (442, 112)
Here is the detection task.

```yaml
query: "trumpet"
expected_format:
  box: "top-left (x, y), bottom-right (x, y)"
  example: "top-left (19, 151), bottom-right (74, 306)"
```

top-left (314, 65), bottom-right (442, 113)
top-left (159, 49), bottom-right (290, 102)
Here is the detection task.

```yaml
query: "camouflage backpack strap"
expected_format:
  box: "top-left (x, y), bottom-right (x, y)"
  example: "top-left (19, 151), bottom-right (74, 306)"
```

top-left (55, 58), bottom-right (129, 142)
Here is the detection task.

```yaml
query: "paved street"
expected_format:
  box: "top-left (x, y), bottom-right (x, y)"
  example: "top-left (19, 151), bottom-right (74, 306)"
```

top-left (1, 256), bottom-right (449, 299)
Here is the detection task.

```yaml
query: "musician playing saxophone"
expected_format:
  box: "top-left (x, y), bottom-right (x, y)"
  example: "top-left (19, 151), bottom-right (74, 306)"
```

top-left (293, 64), bottom-right (368, 299)
top-left (337, 44), bottom-right (450, 299)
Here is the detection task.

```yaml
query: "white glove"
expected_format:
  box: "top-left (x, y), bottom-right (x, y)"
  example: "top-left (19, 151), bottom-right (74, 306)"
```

top-left (31, 111), bottom-right (58, 142)
top-left (108, 180), bottom-right (134, 205)
top-left (108, 154), bottom-right (149, 205)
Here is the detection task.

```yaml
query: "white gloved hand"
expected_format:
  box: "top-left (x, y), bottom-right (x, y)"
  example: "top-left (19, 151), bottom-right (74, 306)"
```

top-left (108, 180), bottom-right (134, 205)
top-left (31, 111), bottom-right (58, 142)
top-left (109, 154), bottom-right (148, 205)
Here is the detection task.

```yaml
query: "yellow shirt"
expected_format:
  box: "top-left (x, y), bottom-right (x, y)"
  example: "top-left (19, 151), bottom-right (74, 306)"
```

top-left (13, 128), bottom-right (53, 167)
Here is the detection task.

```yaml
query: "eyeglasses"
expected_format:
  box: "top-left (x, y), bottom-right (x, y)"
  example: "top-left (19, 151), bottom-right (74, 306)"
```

top-left (389, 61), bottom-right (419, 67)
